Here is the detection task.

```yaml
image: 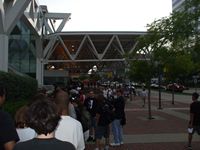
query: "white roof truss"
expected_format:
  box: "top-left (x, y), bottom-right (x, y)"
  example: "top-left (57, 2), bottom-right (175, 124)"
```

top-left (4, 0), bottom-right (32, 34)
top-left (0, 0), bottom-right (5, 33)
top-left (44, 32), bottom-right (146, 63)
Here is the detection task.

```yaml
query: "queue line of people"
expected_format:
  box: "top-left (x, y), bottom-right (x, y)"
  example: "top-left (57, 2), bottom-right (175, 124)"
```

top-left (82, 87), bottom-right (126, 150)
top-left (0, 84), bottom-right (126, 150)
top-left (3, 82), bottom-right (200, 150)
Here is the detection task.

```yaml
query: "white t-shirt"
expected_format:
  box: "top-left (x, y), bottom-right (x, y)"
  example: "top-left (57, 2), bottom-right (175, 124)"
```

top-left (55, 116), bottom-right (85, 150)
top-left (141, 90), bottom-right (147, 98)
top-left (103, 89), bottom-right (108, 98)
top-left (16, 127), bottom-right (36, 142)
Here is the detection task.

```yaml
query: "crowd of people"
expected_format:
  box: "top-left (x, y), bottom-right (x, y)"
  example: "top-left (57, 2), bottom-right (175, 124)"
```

top-left (2, 81), bottom-right (200, 150)
top-left (0, 83), bottom-right (126, 150)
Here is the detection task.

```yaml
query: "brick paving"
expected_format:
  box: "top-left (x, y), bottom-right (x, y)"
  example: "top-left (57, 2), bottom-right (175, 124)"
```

top-left (85, 91), bottom-right (200, 150)
top-left (86, 142), bottom-right (200, 150)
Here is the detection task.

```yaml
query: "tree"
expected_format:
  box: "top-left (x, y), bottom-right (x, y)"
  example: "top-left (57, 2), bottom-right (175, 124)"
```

top-left (164, 52), bottom-right (194, 83)
top-left (127, 0), bottom-right (199, 105)
top-left (128, 60), bottom-right (153, 84)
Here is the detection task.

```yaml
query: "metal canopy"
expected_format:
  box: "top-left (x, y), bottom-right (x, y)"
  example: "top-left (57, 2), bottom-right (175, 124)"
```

top-left (0, 0), bottom-right (148, 84)
top-left (43, 31), bottom-right (147, 72)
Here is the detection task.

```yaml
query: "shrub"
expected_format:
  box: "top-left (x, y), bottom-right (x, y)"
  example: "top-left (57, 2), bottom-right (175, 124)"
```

top-left (0, 71), bottom-right (38, 116)
top-left (3, 99), bottom-right (28, 117)
top-left (0, 71), bottom-right (38, 101)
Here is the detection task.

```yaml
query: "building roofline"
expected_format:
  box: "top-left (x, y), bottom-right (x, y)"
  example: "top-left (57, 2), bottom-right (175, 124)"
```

top-left (45, 31), bottom-right (147, 37)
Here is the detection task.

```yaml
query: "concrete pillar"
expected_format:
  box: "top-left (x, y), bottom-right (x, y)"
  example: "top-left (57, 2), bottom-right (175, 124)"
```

top-left (0, 34), bottom-right (8, 72)
top-left (36, 38), bottom-right (44, 87)
top-left (36, 58), bottom-right (44, 87)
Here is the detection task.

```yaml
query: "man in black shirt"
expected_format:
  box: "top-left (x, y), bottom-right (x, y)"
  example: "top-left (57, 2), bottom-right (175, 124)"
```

top-left (95, 94), bottom-right (114, 150)
top-left (84, 90), bottom-right (97, 142)
top-left (0, 86), bottom-right (19, 150)
top-left (187, 92), bottom-right (200, 150)
top-left (110, 89), bottom-right (125, 146)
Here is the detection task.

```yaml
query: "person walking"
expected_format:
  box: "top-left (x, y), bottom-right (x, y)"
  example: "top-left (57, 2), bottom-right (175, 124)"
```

top-left (187, 92), bottom-right (200, 150)
top-left (140, 88), bottom-right (147, 107)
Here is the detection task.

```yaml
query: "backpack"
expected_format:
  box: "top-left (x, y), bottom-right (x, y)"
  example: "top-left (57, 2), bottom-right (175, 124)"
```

top-left (101, 101), bottom-right (114, 125)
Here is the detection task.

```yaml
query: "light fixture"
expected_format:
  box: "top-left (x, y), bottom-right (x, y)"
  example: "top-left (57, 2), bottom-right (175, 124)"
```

top-left (50, 65), bottom-right (55, 69)
top-left (88, 69), bottom-right (92, 75)
top-left (92, 65), bottom-right (97, 72)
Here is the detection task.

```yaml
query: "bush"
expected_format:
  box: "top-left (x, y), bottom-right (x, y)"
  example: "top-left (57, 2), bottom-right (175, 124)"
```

top-left (0, 71), bottom-right (38, 117)
top-left (0, 71), bottom-right (38, 101)
top-left (3, 99), bottom-right (28, 117)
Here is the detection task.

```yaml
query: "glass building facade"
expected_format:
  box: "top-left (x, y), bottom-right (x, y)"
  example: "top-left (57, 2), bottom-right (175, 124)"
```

top-left (8, 21), bottom-right (37, 78)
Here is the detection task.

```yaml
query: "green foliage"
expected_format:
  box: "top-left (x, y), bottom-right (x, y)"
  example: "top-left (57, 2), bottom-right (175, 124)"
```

top-left (164, 53), bottom-right (195, 82)
top-left (128, 60), bottom-right (154, 84)
top-left (127, 0), bottom-right (200, 84)
top-left (2, 99), bottom-right (28, 117)
top-left (0, 71), bottom-right (38, 101)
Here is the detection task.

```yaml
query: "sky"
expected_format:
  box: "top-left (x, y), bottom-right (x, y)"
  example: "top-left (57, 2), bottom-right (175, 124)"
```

top-left (39, 0), bottom-right (172, 32)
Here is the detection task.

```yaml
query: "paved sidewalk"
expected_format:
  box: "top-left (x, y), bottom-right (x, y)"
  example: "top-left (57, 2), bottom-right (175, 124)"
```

top-left (85, 91), bottom-right (200, 150)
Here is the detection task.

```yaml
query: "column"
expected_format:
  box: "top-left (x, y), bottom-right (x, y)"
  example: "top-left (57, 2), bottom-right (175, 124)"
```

top-left (36, 38), bottom-right (44, 87)
top-left (0, 34), bottom-right (8, 72)
top-left (36, 58), bottom-right (44, 87)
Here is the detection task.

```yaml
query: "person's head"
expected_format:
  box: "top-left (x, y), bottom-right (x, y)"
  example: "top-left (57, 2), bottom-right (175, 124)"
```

top-left (27, 97), bottom-right (60, 135)
top-left (88, 90), bottom-right (95, 98)
top-left (192, 92), bottom-right (199, 101)
top-left (37, 87), bottom-right (47, 95)
top-left (28, 93), bottom-right (47, 106)
top-left (116, 89), bottom-right (123, 96)
top-left (15, 105), bottom-right (29, 128)
top-left (0, 85), bottom-right (6, 106)
top-left (54, 90), bottom-right (69, 115)
top-left (96, 93), bottom-right (105, 105)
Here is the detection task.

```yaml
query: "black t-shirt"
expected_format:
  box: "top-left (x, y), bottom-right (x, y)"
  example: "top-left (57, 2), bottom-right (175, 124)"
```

top-left (84, 97), bottom-right (97, 117)
top-left (0, 109), bottom-right (19, 150)
top-left (96, 100), bottom-right (114, 126)
top-left (190, 101), bottom-right (200, 126)
top-left (13, 138), bottom-right (75, 150)
top-left (113, 96), bottom-right (125, 119)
